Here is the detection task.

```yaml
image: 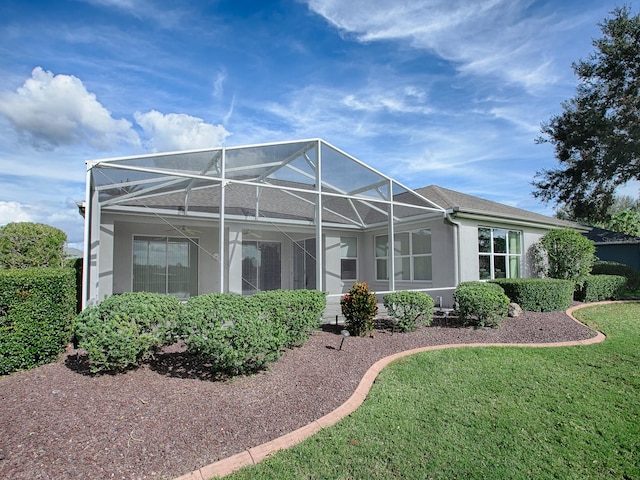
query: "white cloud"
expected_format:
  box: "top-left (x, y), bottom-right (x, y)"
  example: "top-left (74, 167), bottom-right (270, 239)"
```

top-left (304, 0), bottom-right (581, 91)
top-left (0, 67), bottom-right (140, 150)
top-left (213, 69), bottom-right (227, 100)
top-left (134, 110), bottom-right (231, 151)
top-left (0, 201), bottom-right (34, 225)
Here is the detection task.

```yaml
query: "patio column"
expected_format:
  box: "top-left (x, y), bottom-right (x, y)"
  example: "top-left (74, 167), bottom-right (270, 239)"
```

top-left (388, 179), bottom-right (395, 292)
top-left (315, 139), bottom-right (323, 292)
top-left (81, 166), bottom-right (93, 309)
top-left (218, 147), bottom-right (226, 293)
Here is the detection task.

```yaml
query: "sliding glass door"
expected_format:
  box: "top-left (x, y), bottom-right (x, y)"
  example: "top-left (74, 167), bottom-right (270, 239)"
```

top-left (242, 241), bottom-right (281, 295)
top-left (293, 238), bottom-right (316, 290)
top-left (133, 236), bottom-right (198, 298)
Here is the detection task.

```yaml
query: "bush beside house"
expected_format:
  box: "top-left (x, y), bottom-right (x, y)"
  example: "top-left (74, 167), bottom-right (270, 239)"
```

top-left (453, 282), bottom-right (510, 327)
top-left (491, 278), bottom-right (575, 312)
top-left (575, 274), bottom-right (627, 302)
top-left (74, 290), bottom-right (328, 375)
top-left (591, 260), bottom-right (640, 291)
top-left (383, 291), bottom-right (434, 332)
top-left (0, 268), bottom-right (76, 375)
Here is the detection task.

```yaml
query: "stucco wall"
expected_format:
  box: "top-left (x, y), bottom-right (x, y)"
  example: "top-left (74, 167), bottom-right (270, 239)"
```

top-left (456, 216), bottom-right (549, 282)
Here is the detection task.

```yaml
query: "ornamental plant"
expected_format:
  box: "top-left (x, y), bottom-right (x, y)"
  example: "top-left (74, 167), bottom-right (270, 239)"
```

top-left (341, 281), bottom-right (378, 336)
top-left (383, 291), bottom-right (434, 332)
top-left (72, 292), bottom-right (183, 373)
top-left (537, 228), bottom-right (595, 284)
top-left (453, 281), bottom-right (509, 327)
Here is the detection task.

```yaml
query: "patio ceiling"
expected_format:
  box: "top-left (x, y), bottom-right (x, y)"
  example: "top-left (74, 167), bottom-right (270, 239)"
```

top-left (87, 139), bottom-right (446, 230)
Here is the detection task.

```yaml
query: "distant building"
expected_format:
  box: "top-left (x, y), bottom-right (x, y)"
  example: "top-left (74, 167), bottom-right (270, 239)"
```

top-left (586, 226), bottom-right (640, 272)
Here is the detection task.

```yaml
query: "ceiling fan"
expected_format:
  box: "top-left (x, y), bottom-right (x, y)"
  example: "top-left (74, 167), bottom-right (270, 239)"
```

top-left (243, 230), bottom-right (262, 239)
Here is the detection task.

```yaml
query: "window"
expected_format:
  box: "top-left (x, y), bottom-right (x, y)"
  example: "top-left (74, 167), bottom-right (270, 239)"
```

top-left (133, 236), bottom-right (198, 298)
top-left (375, 230), bottom-right (432, 281)
top-left (242, 241), bottom-right (281, 294)
top-left (293, 238), bottom-right (316, 290)
top-left (478, 227), bottom-right (522, 280)
top-left (340, 237), bottom-right (357, 280)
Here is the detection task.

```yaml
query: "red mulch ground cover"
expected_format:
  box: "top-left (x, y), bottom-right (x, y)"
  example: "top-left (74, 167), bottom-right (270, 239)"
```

top-left (0, 310), bottom-right (598, 480)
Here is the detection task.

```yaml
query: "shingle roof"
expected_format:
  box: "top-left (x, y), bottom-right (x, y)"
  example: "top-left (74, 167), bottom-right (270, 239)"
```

top-left (585, 226), bottom-right (640, 245)
top-left (415, 185), bottom-right (583, 229)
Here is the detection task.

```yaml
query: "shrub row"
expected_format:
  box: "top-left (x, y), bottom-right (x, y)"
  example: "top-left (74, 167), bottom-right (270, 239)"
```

top-left (575, 274), bottom-right (627, 302)
top-left (591, 260), bottom-right (640, 291)
top-left (73, 292), bottom-right (183, 373)
top-left (491, 278), bottom-right (575, 312)
top-left (0, 268), bottom-right (76, 375)
top-left (382, 290), bottom-right (434, 332)
top-left (453, 281), bottom-right (509, 327)
top-left (73, 290), bottom-right (327, 375)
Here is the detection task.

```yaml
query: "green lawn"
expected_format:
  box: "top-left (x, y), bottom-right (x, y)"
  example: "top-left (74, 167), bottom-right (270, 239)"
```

top-left (220, 303), bottom-right (640, 480)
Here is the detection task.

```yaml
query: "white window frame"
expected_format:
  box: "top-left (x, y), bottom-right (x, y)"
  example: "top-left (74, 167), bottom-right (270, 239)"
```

top-left (340, 236), bottom-right (358, 280)
top-left (375, 229), bottom-right (432, 282)
top-left (478, 227), bottom-right (523, 280)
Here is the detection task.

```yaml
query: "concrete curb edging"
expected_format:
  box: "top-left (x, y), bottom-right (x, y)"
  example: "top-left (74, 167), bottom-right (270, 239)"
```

top-left (174, 301), bottom-right (611, 480)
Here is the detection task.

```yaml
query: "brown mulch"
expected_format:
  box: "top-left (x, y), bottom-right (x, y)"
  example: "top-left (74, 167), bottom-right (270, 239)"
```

top-left (0, 309), bottom-right (599, 480)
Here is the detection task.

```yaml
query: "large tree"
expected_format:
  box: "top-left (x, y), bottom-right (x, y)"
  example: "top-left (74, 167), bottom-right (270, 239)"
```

top-left (533, 6), bottom-right (640, 223)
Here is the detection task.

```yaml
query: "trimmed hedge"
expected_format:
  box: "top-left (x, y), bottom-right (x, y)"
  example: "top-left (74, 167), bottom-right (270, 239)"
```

top-left (251, 289), bottom-right (327, 347)
top-left (491, 278), bottom-right (575, 312)
top-left (0, 268), bottom-right (76, 375)
top-left (180, 290), bottom-right (326, 376)
top-left (575, 274), bottom-right (627, 302)
top-left (453, 281), bottom-right (509, 327)
top-left (181, 293), bottom-right (286, 376)
top-left (72, 292), bottom-right (184, 373)
top-left (383, 291), bottom-right (435, 332)
top-left (591, 261), bottom-right (640, 291)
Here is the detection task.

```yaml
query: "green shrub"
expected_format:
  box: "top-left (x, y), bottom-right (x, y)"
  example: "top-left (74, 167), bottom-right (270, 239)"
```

top-left (491, 278), bottom-right (575, 312)
top-left (591, 260), bottom-right (640, 291)
top-left (66, 257), bottom-right (83, 314)
top-left (0, 222), bottom-right (67, 269)
top-left (538, 228), bottom-right (595, 283)
top-left (575, 274), bottom-right (627, 302)
top-left (0, 268), bottom-right (76, 375)
top-left (341, 281), bottom-right (378, 336)
top-left (212, 312), bottom-right (286, 376)
top-left (177, 293), bottom-right (248, 342)
top-left (181, 293), bottom-right (286, 376)
top-left (72, 292), bottom-right (183, 373)
top-left (453, 281), bottom-right (509, 327)
top-left (383, 291), bottom-right (434, 332)
top-left (251, 290), bottom-right (326, 347)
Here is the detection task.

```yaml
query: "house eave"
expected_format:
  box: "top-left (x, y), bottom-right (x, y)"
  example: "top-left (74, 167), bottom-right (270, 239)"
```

top-left (448, 207), bottom-right (589, 232)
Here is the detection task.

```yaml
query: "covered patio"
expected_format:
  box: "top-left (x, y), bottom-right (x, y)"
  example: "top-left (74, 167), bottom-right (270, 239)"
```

top-left (83, 139), bottom-right (446, 308)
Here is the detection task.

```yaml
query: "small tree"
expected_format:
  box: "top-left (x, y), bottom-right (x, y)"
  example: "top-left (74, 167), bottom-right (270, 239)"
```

top-left (0, 222), bottom-right (67, 269)
top-left (537, 228), bottom-right (595, 283)
top-left (340, 281), bottom-right (378, 337)
top-left (608, 210), bottom-right (640, 237)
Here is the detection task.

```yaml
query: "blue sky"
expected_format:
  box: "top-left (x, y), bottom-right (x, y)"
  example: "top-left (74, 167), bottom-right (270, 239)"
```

top-left (0, 0), bottom-right (625, 248)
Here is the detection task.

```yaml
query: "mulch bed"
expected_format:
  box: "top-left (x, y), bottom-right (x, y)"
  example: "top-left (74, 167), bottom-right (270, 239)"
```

top-left (0, 309), bottom-right (598, 480)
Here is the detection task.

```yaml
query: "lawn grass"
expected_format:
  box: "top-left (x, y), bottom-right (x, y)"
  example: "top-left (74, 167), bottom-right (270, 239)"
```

top-left (219, 303), bottom-right (640, 480)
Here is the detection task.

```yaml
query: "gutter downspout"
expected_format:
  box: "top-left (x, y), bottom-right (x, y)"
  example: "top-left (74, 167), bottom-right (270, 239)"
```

top-left (446, 208), bottom-right (461, 286)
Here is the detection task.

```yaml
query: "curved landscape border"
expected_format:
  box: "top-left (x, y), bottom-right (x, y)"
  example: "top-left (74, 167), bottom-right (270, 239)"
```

top-left (175, 302), bottom-right (609, 480)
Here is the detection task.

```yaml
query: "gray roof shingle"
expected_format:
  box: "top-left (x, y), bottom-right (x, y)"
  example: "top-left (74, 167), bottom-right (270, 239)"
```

top-left (414, 185), bottom-right (583, 229)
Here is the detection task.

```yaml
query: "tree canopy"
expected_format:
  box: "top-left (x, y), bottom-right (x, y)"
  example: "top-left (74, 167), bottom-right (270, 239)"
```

top-left (533, 6), bottom-right (640, 223)
top-left (0, 222), bottom-right (67, 269)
